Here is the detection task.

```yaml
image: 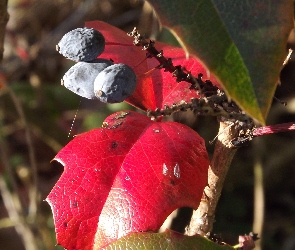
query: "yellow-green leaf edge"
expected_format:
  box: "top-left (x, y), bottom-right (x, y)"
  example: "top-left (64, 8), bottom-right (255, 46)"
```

top-left (103, 229), bottom-right (234, 250)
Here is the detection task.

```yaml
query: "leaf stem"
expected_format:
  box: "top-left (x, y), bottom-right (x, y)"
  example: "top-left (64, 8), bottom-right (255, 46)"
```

top-left (253, 122), bottom-right (295, 137)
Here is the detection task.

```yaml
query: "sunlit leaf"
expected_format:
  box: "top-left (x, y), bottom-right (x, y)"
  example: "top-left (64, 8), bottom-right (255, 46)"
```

top-left (104, 229), bottom-right (234, 250)
top-left (147, 0), bottom-right (293, 123)
top-left (47, 111), bottom-right (209, 249)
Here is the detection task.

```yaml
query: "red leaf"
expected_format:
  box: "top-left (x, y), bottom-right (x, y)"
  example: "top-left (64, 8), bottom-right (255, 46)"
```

top-left (85, 21), bottom-right (220, 111)
top-left (46, 111), bottom-right (209, 249)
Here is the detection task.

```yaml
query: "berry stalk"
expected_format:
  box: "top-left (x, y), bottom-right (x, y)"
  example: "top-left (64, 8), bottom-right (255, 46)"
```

top-left (127, 27), bottom-right (218, 94)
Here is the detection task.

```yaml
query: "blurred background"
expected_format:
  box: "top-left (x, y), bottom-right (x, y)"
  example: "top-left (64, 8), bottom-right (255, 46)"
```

top-left (0, 0), bottom-right (295, 249)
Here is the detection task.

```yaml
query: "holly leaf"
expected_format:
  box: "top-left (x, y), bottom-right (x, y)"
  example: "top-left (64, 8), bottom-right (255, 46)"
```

top-left (46, 111), bottom-right (209, 249)
top-left (104, 229), bottom-right (234, 250)
top-left (85, 21), bottom-right (220, 111)
top-left (147, 0), bottom-right (293, 124)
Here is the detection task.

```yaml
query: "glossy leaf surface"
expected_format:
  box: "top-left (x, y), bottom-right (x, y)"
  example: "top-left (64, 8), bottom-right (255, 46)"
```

top-left (147, 0), bottom-right (293, 123)
top-left (86, 21), bottom-right (220, 111)
top-left (104, 229), bottom-right (234, 250)
top-left (46, 111), bottom-right (209, 249)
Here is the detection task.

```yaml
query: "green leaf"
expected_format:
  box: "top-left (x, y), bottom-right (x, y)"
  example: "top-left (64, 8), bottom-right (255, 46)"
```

top-left (103, 229), bottom-right (234, 250)
top-left (147, 0), bottom-right (293, 124)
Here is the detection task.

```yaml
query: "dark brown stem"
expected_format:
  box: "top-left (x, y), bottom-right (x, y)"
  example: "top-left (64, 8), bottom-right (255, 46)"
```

top-left (147, 96), bottom-right (251, 123)
top-left (127, 27), bottom-right (218, 94)
top-left (0, 0), bottom-right (8, 61)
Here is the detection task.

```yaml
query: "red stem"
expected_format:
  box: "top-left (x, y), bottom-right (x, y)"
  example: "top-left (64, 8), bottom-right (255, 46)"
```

top-left (105, 42), bottom-right (132, 46)
top-left (253, 122), bottom-right (295, 137)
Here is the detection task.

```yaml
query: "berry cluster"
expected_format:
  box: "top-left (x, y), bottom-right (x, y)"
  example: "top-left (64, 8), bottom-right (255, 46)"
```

top-left (57, 27), bottom-right (137, 103)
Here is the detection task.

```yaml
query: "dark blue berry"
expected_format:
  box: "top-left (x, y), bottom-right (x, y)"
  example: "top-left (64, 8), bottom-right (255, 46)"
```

top-left (62, 59), bottom-right (113, 99)
top-left (57, 28), bottom-right (105, 62)
top-left (94, 64), bottom-right (137, 103)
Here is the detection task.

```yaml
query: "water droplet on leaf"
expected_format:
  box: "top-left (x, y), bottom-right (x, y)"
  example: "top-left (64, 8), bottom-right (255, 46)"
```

top-left (174, 163), bottom-right (180, 179)
top-left (162, 163), bottom-right (168, 175)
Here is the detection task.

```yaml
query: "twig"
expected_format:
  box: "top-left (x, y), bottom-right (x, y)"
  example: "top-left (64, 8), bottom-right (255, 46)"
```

top-left (0, 0), bottom-right (9, 60)
top-left (0, 138), bottom-right (25, 216)
top-left (29, 123), bottom-right (63, 153)
top-left (128, 27), bottom-right (218, 94)
top-left (283, 48), bottom-right (293, 66)
top-left (252, 139), bottom-right (264, 250)
top-left (128, 27), bottom-right (253, 129)
top-left (1, 81), bottom-right (39, 221)
top-left (186, 121), bottom-right (295, 237)
top-left (0, 173), bottom-right (38, 250)
top-left (185, 121), bottom-right (238, 236)
top-left (0, 2), bottom-right (38, 248)
top-left (0, 175), bottom-right (38, 250)
top-left (147, 96), bottom-right (251, 123)
top-left (0, 217), bottom-right (16, 229)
